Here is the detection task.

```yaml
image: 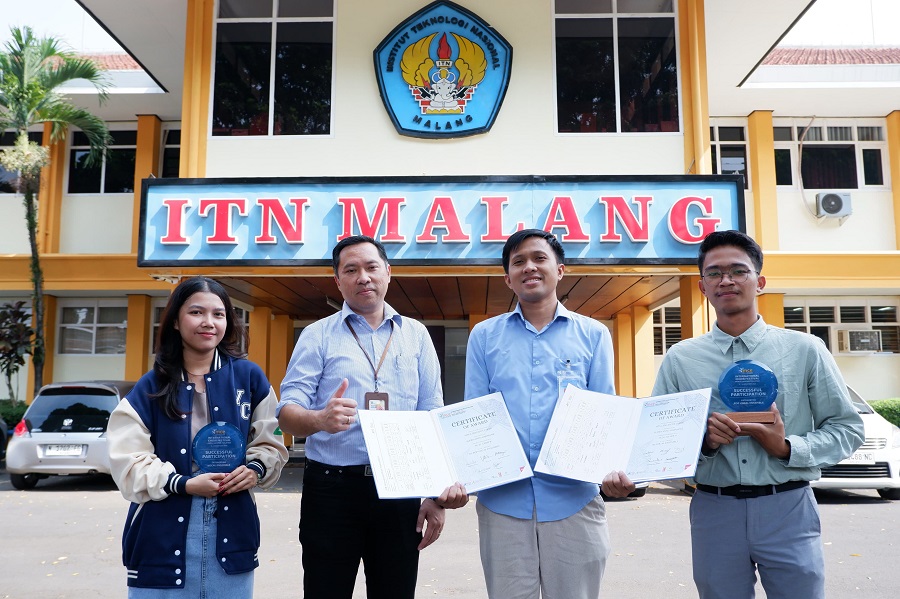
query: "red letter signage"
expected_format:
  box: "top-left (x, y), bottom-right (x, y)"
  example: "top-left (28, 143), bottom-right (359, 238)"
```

top-left (415, 197), bottom-right (471, 243)
top-left (668, 196), bottom-right (720, 243)
top-left (598, 196), bottom-right (653, 242)
top-left (198, 198), bottom-right (248, 244)
top-left (337, 197), bottom-right (406, 242)
top-left (255, 198), bottom-right (308, 244)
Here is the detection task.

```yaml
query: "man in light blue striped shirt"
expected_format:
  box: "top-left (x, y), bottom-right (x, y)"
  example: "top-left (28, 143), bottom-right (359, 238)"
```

top-left (277, 235), bottom-right (466, 599)
top-left (652, 230), bottom-right (863, 599)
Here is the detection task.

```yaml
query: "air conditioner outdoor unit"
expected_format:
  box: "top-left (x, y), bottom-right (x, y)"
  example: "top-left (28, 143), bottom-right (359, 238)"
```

top-left (816, 192), bottom-right (852, 218)
top-left (837, 329), bottom-right (881, 353)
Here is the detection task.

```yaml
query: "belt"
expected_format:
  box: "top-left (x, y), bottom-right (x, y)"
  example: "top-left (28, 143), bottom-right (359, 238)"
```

top-left (306, 459), bottom-right (373, 477)
top-left (696, 480), bottom-right (808, 499)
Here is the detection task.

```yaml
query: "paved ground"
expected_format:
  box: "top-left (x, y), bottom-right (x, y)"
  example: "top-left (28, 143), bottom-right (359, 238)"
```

top-left (1, 463), bottom-right (898, 598)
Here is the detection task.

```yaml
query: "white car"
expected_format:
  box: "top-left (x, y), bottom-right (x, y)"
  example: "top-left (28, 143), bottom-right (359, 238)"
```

top-left (5, 381), bottom-right (135, 490)
top-left (811, 387), bottom-right (900, 500)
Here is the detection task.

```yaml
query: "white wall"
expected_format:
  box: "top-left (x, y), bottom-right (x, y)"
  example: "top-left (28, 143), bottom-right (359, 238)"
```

top-left (54, 355), bottom-right (127, 383)
top-left (205, 0), bottom-right (687, 179)
top-left (776, 190), bottom-right (897, 251)
top-left (835, 354), bottom-right (900, 402)
top-left (59, 194), bottom-right (133, 253)
top-left (0, 196), bottom-right (30, 254)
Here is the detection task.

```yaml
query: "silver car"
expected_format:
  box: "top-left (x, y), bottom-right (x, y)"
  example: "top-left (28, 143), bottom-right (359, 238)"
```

top-left (5, 381), bottom-right (135, 490)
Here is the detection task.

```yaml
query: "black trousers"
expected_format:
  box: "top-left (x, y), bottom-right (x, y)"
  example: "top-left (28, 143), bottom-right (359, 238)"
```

top-left (299, 461), bottom-right (422, 599)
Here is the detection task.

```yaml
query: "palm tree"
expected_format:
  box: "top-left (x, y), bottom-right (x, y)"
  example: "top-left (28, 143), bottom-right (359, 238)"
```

top-left (0, 26), bottom-right (110, 391)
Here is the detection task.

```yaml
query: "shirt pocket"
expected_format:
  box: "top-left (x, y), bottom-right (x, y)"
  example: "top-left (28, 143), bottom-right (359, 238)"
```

top-left (554, 356), bottom-right (590, 394)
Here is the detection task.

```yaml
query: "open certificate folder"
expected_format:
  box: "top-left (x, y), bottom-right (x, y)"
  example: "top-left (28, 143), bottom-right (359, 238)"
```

top-left (535, 387), bottom-right (712, 484)
top-left (357, 392), bottom-right (533, 499)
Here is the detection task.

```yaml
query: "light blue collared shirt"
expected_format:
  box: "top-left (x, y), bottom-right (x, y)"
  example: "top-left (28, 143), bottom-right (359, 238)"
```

top-left (277, 302), bottom-right (442, 466)
top-left (465, 302), bottom-right (615, 522)
top-left (652, 317), bottom-right (864, 487)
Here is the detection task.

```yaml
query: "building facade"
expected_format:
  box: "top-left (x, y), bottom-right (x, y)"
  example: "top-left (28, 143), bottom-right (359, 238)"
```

top-left (1, 0), bottom-right (898, 407)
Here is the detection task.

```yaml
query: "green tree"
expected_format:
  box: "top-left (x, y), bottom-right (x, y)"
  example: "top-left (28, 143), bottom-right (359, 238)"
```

top-left (0, 26), bottom-right (110, 391)
top-left (0, 300), bottom-right (34, 401)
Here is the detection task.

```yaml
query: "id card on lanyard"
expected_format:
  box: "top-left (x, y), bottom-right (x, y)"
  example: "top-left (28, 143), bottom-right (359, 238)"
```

top-left (347, 319), bottom-right (394, 410)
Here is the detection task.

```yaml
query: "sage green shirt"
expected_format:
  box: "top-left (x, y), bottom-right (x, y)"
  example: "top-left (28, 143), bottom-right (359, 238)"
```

top-left (652, 317), bottom-right (864, 487)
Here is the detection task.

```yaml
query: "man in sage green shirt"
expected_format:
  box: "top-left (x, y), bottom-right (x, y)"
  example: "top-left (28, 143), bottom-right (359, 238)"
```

top-left (652, 230), bottom-right (863, 599)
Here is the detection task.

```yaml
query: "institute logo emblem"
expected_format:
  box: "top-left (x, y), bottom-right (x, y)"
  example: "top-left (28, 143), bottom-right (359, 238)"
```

top-left (374, 1), bottom-right (513, 138)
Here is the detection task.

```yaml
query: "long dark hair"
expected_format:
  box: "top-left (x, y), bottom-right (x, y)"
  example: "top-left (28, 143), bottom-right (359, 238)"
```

top-left (152, 276), bottom-right (248, 420)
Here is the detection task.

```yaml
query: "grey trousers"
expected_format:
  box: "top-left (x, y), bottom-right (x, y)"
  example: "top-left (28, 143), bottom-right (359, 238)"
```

top-left (690, 485), bottom-right (825, 599)
top-left (476, 495), bottom-right (610, 599)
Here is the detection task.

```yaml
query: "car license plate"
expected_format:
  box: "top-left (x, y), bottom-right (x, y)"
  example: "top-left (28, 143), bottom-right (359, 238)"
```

top-left (45, 444), bottom-right (83, 457)
top-left (846, 451), bottom-right (875, 464)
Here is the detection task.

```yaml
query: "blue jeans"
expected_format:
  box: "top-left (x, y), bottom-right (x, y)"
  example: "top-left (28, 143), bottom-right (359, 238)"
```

top-left (129, 496), bottom-right (253, 599)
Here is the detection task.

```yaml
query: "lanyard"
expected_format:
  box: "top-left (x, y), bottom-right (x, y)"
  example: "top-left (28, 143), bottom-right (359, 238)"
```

top-left (346, 319), bottom-right (394, 392)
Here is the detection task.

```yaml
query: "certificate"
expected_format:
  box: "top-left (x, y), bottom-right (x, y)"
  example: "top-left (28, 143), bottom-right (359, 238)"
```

top-left (535, 387), bottom-right (711, 484)
top-left (357, 392), bottom-right (533, 499)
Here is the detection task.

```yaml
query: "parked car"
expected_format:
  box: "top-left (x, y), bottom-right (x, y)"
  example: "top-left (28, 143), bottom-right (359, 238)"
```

top-left (811, 387), bottom-right (900, 500)
top-left (0, 415), bottom-right (7, 461)
top-left (5, 381), bottom-right (136, 490)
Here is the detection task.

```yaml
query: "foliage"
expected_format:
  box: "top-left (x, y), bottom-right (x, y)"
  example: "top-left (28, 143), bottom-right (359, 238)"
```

top-left (0, 399), bottom-right (27, 426)
top-left (0, 301), bottom-right (34, 402)
top-left (870, 398), bottom-right (900, 428)
top-left (0, 26), bottom-right (111, 392)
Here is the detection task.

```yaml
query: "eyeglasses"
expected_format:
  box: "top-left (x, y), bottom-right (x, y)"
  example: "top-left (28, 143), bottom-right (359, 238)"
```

top-left (701, 268), bottom-right (757, 283)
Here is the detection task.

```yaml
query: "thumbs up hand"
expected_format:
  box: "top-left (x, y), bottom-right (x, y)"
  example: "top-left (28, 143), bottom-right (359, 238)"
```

top-left (318, 379), bottom-right (358, 434)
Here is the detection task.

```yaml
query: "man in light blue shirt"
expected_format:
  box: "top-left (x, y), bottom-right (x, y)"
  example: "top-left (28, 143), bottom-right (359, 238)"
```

top-left (277, 235), bottom-right (466, 599)
top-left (652, 230), bottom-right (864, 599)
top-left (465, 229), bottom-right (635, 599)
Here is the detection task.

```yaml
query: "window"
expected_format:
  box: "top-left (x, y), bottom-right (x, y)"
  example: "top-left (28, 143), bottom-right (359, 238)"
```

top-left (555, 0), bottom-right (678, 134)
top-left (58, 302), bottom-right (128, 355)
top-left (653, 305), bottom-right (682, 355)
top-left (710, 123), bottom-right (748, 189)
top-left (212, 0), bottom-right (334, 136)
top-left (161, 129), bottom-right (180, 178)
top-left (67, 130), bottom-right (137, 194)
top-left (783, 300), bottom-right (899, 353)
top-left (0, 131), bottom-right (43, 193)
top-left (773, 119), bottom-right (887, 189)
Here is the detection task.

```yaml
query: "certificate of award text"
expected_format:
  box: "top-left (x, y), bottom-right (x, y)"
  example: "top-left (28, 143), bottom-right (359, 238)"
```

top-left (535, 386), bottom-right (712, 484)
top-left (358, 392), bottom-right (533, 499)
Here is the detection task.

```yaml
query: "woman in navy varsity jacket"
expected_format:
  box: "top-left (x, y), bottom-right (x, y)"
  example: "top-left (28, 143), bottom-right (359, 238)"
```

top-left (108, 277), bottom-right (288, 597)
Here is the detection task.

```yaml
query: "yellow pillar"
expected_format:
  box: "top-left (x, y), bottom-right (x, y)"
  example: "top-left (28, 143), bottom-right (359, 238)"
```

top-left (680, 276), bottom-right (708, 339)
top-left (748, 110), bottom-right (779, 249)
top-left (758, 293), bottom-right (785, 328)
top-left (133, 115), bottom-right (162, 254)
top-left (269, 314), bottom-right (295, 447)
top-left (631, 306), bottom-right (654, 397)
top-left (180, 0), bottom-right (214, 178)
top-left (887, 110), bottom-right (900, 248)
top-left (612, 312), bottom-right (634, 397)
top-left (38, 122), bottom-right (66, 254)
top-left (125, 295), bottom-right (153, 381)
top-left (26, 295), bottom-right (57, 402)
top-left (248, 307), bottom-right (272, 373)
top-left (268, 314), bottom-right (294, 394)
top-left (679, 0), bottom-right (711, 174)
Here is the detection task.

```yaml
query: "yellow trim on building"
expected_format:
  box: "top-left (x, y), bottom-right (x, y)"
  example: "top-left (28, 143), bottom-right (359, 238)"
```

top-left (631, 306), bottom-right (654, 397)
top-left (125, 294), bottom-right (153, 381)
top-left (679, 275), bottom-right (709, 339)
top-left (757, 293), bottom-right (785, 328)
top-left (180, 0), bottom-right (214, 178)
top-left (37, 123), bottom-right (66, 254)
top-left (678, 0), bottom-right (711, 175)
top-left (133, 115), bottom-right (162, 254)
top-left (613, 312), bottom-right (634, 396)
top-left (748, 110), bottom-right (779, 250)
top-left (887, 110), bottom-right (900, 247)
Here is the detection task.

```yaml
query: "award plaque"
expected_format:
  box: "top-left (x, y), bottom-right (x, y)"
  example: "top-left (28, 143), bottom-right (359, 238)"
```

top-left (718, 360), bottom-right (778, 424)
top-left (192, 421), bottom-right (245, 473)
